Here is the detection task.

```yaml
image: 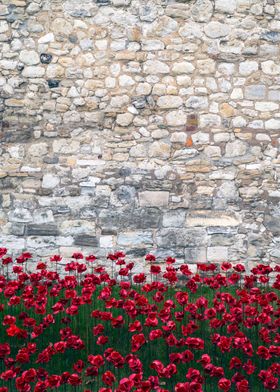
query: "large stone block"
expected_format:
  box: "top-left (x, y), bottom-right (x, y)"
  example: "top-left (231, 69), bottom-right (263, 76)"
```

top-left (139, 191), bottom-right (169, 207)
top-left (74, 235), bottom-right (99, 247)
top-left (117, 232), bottom-right (153, 247)
top-left (186, 211), bottom-right (241, 227)
top-left (26, 224), bottom-right (59, 236)
top-left (156, 228), bottom-right (207, 248)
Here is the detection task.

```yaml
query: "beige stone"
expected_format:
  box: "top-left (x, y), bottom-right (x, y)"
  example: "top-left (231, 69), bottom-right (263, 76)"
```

top-left (148, 141), bottom-right (171, 159)
top-left (157, 95), bottom-right (183, 109)
top-left (51, 18), bottom-right (73, 35)
top-left (139, 191), bottom-right (169, 207)
top-left (186, 211), bottom-right (241, 227)
top-left (220, 103), bottom-right (235, 117)
top-left (116, 113), bottom-right (134, 126)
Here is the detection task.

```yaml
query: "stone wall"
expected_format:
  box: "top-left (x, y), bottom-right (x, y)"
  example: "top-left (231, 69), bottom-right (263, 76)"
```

top-left (0, 0), bottom-right (280, 268)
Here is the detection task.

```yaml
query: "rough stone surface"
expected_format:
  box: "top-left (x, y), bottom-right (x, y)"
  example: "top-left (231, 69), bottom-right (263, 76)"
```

top-left (0, 0), bottom-right (279, 267)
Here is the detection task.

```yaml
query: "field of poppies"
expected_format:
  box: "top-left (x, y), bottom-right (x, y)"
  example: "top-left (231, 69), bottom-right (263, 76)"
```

top-left (0, 248), bottom-right (279, 392)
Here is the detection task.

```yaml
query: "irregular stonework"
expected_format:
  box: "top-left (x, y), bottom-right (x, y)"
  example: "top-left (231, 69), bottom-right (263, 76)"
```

top-left (0, 0), bottom-right (280, 268)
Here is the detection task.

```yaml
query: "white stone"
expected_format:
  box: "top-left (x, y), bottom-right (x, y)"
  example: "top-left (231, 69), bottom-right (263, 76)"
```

top-left (95, 39), bottom-right (108, 50)
top-left (105, 77), bottom-right (116, 89)
top-left (0, 60), bottom-right (17, 70)
top-left (136, 83), bottom-right (152, 95)
top-left (177, 76), bottom-right (191, 86)
top-left (256, 133), bottom-right (271, 142)
top-left (53, 140), bottom-right (80, 154)
top-left (19, 50), bottom-right (40, 65)
top-left (116, 113), bottom-right (134, 126)
top-left (151, 129), bottom-right (169, 139)
top-left (204, 146), bottom-right (221, 158)
top-left (239, 61), bottom-right (258, 75)
top-left (166, 110), bottom-right (187, 126)
top-left (38, 33), bottom-right (54, 43)
top-left (129, 144), bottom-right (147, 158)
top-left (197, 59), bottom-right (215, 74)
top-left (51, 18), bottom-right (73, 35)
top-left (42, 174), bottom-right (60, 189)
top-left (199, 114), bottom-right (221, 127)
top-left (191, 0), bottom-right (213, 23)
top-left (215, 0), bottom-right (236, 14)
top-left (46, 64), bottom-right (65, 78)
top-left (255, 102), bottom-right (279, 111)
top-left (22, 66), bottom-right (45, 78)
top-left (77, 160), bottom-right (105, 167)
top-left (110, 95), bottom-right (130, 108)
top-left (225, 140), bottom-right (247, 157)
top-left (0, 21), bottom-right (9, 33)
top-left (261, 61), bottom-right (280, 75)
top-left (232, 116), bottom-right (247, 127)
top-left (265, 119), bottom-right (280, 130)
top-left (100, 235), bottom-right (114, 248)
top-left (143, 60), bottom-right (169, 74)
top-left (186, 96), bottom-right (208, 109)
top-left (172, 62), bottom-right (194, 74)
top-left (119, 75), bottom-right (135, 87)
top-left (217, 182), bottom-right (238, 199)
top-left (207, 247), bottom-right (228, 261)
top-left (204, 22), bottom-right (230, 38)
top-left (192, 131), bottom-right (210, 144)
top-left (148, 141), bottom-right (171, 159)
top-left (28, 143), bottom-right (48, 157)
top-left (210, 167), bottom-right (236, 179)
top-left (170, 132), bottom-right (186, 143)
top-left (157, 95), bottom-right (183, 109)
top-left (231, 88), bottom-right (243, 99)
top-left (218, 63), bottom-right (235, 76)
top-left (142, 40), bottom-right (164, 51)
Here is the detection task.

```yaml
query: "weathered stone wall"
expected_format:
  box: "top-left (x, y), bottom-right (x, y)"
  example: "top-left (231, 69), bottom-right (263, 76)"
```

top-left (1, 0), bottom-right (280, 268)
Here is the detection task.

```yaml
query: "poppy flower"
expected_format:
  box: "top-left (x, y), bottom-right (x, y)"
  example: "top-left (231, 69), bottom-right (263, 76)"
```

top-left (102, 371), bottom-right (116, 386)
top-left (218, 378), bottom-right (231, 391)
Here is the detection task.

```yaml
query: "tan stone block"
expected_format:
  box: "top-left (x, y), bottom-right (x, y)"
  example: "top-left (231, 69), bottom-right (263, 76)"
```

top-left (139, 191), bottom-right (169, 207)
top-left (220, 103), bottom-right (235, 117)
top-left (186, 211), bottom-right (241, 227)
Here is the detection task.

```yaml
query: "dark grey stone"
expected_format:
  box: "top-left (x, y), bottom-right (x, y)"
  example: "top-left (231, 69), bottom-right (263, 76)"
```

top-left (26, 224), bottom-right (59, 236)
top-left (0, 177), bottom-right (18, 190)
top-left (132, 97), bottom-right (147, 109)
top-left (53, 206), bottom-right (71, 215)
top-left (17, 63), bottom-right (25, 71)
top-left (40, 53), bottom-right (52, 64)
top-left (74, 235), bottom-right (99, 246)
top-left (115, 185), bottom-right (136, 204)
top-left (1, 129), bottom-right (32, 143)
top-left (119, 167), bottom-right (132, 177)
top-left (69, 34), bottom-right (78, 43)
top-left (126, 248), bottom-right (151, 257)
top-left (95, 0), bottom-right (111, 4)
top-left (98, 207), bottom-right (162, 230)
top-left (47, 80), bottom-right (60, 88)
top-left (43, 156), bottom-right (59, 164)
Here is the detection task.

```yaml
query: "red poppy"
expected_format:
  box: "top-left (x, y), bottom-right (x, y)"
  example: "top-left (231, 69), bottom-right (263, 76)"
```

top-left (102, 371), bottom-right (116, 386)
